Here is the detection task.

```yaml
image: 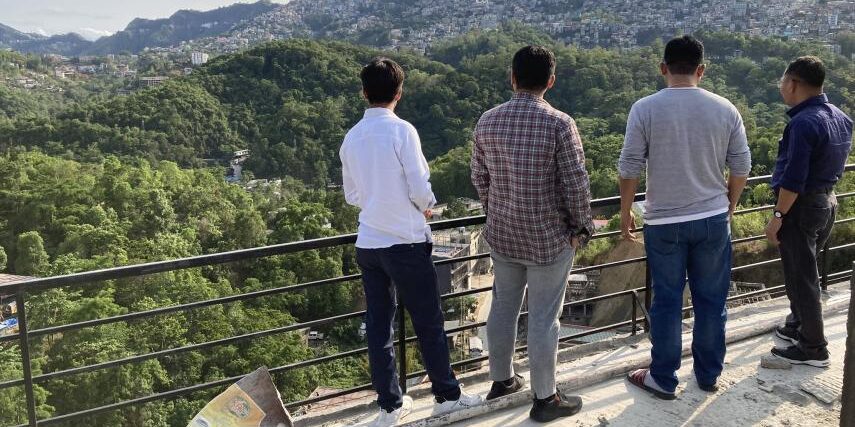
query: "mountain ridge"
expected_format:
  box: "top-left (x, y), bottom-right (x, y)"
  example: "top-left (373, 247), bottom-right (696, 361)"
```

top-left (0, 1), bottom-right (279, 56)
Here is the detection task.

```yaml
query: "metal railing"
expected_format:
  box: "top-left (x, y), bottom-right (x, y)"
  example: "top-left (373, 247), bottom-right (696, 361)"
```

top-left (0, 165), bottom-right (854, 426)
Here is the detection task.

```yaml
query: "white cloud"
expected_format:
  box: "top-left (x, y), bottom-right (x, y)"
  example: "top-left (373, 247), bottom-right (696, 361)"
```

top-left (32, 28), bottom-right (50, 37)
top-left (78, 27), bottom-right (114, 40)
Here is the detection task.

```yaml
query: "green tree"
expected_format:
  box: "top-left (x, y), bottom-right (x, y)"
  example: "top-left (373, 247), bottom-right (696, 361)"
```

top-left (444, 198), bottom-right (470, 219)
top-left (15, 231), bottom-right (49, 276)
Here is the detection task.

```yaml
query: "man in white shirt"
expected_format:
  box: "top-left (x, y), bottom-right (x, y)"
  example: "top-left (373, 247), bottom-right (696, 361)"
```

top-left (340, 58), bottom-right (482, 427)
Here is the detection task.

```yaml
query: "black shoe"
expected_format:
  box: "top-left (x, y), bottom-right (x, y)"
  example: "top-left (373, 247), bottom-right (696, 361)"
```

top-left (771, 346), bottom-right (830, 368)
top-left (775, 326), bottom-right (799, 345)
top-left (529, 392), bottom-right (582, 423)
top-left (698, 383), bottom-right (719, 393)
top-left (486, 374), bottom-right (525, 400)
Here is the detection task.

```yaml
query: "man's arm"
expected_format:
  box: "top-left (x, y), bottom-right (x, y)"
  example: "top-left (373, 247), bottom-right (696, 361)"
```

top-left (766, 188), bottom-right (799, 245)
top-left (726, 109), bottom-right (752, 218)
top-left (728, 175), bottom-right (749, 217)
top-left (470, 129), bottom-right (490, 214)
top-left (399, 125), bottom-right (437, 212)
top-left (766, 122), bottom-right (813, 245)
top-left (619, 178), bottom-right (640, 241)
top-left (774, 121), bottom-right (815, 195)
top-left (556, 118), bottom-right (594, 245)
top-left (618, 104), bottom-right (647, 240)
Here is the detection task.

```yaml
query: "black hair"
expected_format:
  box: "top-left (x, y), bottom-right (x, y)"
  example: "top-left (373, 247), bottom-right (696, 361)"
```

top-left (663, 35), bottom-right (704, 75)
top-left (360, 57), bottom-right (405, 104)
top-left (512, 45), bottom-right (556, 91)
top-left (785, 56), bottom-right (826, 88)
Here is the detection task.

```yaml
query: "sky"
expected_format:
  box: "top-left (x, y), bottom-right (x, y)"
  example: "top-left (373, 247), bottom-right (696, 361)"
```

top-left (0, 0), bottom-right (288, 40)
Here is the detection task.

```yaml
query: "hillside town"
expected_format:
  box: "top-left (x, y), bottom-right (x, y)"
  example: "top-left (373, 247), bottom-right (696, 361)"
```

top-left (180, 0), bottom-right (855, 55)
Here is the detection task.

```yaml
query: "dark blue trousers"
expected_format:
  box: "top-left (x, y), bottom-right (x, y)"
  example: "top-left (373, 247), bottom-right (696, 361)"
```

top-left (356, 242), bottom-right (460, 411)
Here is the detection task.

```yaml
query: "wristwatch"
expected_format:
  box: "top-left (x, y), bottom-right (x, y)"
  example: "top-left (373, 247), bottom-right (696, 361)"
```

top-left (773, 210), bottom-right (786, 219)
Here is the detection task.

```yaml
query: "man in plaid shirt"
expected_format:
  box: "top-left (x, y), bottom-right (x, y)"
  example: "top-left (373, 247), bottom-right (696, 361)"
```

top-left (471, 45), bottom-right (593, 422)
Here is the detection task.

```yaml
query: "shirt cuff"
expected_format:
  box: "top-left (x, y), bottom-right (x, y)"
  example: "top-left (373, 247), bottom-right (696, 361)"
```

top-left (776, 176), bottom-right (806, 194)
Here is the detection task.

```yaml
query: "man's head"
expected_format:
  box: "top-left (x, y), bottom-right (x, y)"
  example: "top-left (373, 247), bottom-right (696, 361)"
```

top-left (660, 35), bottom-right (705, 83)
top-left (360, 57), bottom-right (405, 107)
top-left (779, 56), bottom-right (825, 107)
top-left (511, 45), bottom-right (556, 94)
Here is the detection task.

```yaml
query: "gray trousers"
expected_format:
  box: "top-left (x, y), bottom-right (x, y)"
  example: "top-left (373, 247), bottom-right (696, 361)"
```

top-left (487, 247), bottom-right (574, 399)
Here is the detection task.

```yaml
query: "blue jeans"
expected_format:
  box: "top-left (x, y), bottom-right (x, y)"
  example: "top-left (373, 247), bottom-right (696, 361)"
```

top-left (356, 243), bottom-right (460, 411)
top-left (644, 212), bottom-right (731, 392)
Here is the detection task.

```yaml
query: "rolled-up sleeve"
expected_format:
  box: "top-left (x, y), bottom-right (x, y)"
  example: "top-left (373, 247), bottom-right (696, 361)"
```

top-left (776, 121), bottom-right (815, 194)
top-left (618, 104), bottom-right (648, 179)
top-left (556, 118), bottom-right (594, 237)
top-left (399, 124), bottom-right (437, 211)
top-left (726, 110), bottom-right (752, 176)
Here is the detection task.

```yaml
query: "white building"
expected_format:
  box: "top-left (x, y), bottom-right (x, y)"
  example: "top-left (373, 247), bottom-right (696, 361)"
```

top-left (191, 52), bottom-right (210, 66)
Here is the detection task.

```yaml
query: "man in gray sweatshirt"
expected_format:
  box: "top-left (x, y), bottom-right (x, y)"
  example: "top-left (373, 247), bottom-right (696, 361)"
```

top-left (618, 35), bottom-right (752, 399)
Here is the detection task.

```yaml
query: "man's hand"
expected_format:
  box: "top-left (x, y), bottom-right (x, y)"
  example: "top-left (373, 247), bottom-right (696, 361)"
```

top-left (621, 210), bottom-right (638, 241)
top-left (765, 217), bottom-right (782, 246)
top-left (571, 236), bottom-right (581, 249)
top-left (424, 209), bottom-right (433, 220)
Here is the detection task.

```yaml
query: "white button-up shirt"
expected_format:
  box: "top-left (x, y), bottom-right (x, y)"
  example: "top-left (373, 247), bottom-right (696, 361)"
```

top-left (340, 108), bottom-right (437, 248)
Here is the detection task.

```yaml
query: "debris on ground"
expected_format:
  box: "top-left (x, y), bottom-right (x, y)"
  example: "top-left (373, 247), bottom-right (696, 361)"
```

top-left (760, 355), bottom-right (792, 370)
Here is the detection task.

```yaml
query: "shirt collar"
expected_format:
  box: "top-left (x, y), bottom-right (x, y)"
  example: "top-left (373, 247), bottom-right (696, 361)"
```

top-left (511, 92), bottom-right (548, 104)
top-left (363, 107), bottom-right (397, 119)
top-left (787, 94), bottom-right (828, 118)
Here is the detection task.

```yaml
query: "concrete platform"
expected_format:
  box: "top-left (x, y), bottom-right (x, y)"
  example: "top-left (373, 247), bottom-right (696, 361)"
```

top-left (299, 283), bottom-right (851, 427)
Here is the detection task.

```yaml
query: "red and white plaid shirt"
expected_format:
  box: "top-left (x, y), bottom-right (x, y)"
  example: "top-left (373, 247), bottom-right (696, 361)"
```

top-left (472, 92), bottom-right (594, 264)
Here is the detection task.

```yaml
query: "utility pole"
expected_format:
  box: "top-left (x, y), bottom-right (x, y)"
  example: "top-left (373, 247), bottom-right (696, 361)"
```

top-left (841, 261), bottom-right (855, 427)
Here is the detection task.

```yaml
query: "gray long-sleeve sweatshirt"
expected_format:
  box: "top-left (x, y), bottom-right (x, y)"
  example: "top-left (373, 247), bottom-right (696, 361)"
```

top-left (618, 87), bottom-right (752, 223)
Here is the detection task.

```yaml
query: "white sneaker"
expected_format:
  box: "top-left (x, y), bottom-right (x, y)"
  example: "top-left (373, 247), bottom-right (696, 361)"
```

top-left (369, 396), bottom-right (413, 427)
top-left (431, 388), bottom-right (484, 416)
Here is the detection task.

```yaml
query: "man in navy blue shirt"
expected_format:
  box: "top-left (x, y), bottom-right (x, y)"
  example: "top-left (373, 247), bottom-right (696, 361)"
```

top-left (766, 56), bottom-right (853, 367)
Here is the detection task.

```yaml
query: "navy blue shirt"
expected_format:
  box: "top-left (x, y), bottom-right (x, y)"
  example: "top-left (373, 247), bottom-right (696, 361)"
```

top-left (771, 94), bottom-right (853, 193)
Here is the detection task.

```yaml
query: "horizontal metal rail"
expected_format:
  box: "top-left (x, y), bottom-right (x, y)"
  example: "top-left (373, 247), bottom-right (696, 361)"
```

top-left (6, 164), bottom-right (854, 295)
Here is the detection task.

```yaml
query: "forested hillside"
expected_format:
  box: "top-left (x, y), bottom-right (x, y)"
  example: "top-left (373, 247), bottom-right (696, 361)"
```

top-left (0, 26), bottom-right (853, 425)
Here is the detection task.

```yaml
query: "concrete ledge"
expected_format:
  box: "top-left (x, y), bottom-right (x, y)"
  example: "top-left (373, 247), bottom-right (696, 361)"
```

top-left (400, 285), bottom-right (851, 427)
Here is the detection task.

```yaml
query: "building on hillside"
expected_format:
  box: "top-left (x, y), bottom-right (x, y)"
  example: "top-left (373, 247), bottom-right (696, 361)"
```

top-left (725, 282), bottom-right (772, 308)
top-left (428, 198), bottom-right (483, 221)
top-left (77, 65), bottom-right (98, 74)
top-left (563, 272), bottom-right (601, 325)
top-left (54, 66), bottom-right (76, 79)
top-left (192, 52), bottom-right (210, 66)
top-left (0, 274), bottom-right (31, 337)
top-left (558, 324), bottom-right (619, 346)
top-left (139, 76), bottom-right (169, 88)
top-left (226, 150), bottom-right (251, 183)
top-left (432, 227), bottom-right (490, 295)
